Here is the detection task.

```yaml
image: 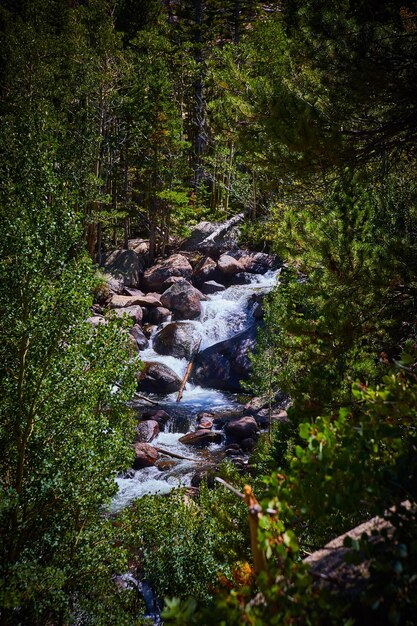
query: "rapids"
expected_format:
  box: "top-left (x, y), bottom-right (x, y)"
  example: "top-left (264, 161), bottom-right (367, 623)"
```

top-left (111, 269), bottom-right (279, 511)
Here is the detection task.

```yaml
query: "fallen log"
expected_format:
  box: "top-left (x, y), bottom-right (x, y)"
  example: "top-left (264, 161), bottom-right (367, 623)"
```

top-left (154, 446), bottom-right (196, 462)
top-left (176, 338), bottom-right (202, 402)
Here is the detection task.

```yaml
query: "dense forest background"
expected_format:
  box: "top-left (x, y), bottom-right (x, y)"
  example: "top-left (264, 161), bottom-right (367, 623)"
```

top-left (1, 1), bottom-right (417, 624)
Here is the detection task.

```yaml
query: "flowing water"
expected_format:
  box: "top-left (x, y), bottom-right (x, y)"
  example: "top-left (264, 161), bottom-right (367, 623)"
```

top-left (111, 270), bottom-right (279, 512)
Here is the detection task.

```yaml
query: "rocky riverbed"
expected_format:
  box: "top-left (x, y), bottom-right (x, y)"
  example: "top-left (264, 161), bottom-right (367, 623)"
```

top-left (89, 218), bottom-right (286, 509)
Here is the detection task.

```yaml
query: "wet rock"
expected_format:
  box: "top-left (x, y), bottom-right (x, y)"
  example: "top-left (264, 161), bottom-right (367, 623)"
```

top-left (192, 326), bottom-right (257, 392)
top-left (114, 305), bottom-right (143, 325)
top-left (200, 280), bottom-right (225, 294)
top-left (179, 430), bottom-right (222, 446)
top-left (138, 362), bottom-right (182, 394)
top-left (135, 420), bottom-right (160, 443)
top-left (153, 322), bottom-right (201, 359)
top-left (193, 256), bottom-right (218, 285)
top-left (252, 302), bottom-right (264, 320)
top-left (197, 416), bottom-right (213, 430)
top-left (160, 282), bottom-right (202, 320)
top-left (133, 442), bottom-right (158, 469)
top-left (156, 459), bottom-right (176, 471)
top-left (146, 307), bottom-right (171, 325)
top-left (105, 249), bottom-right (144, 288)
top-left (217, 254), bottom-right (244, 278)
top-left (140, 408), bottom-right (171, 427)
top-left (231, 272), bottom-right (253, 285)
top-left (142, 254), bottom-right (193, 292)
top-left (129, 324), bottom-right (149, 350)
top-left (224, 416), bottom-right (259, 442)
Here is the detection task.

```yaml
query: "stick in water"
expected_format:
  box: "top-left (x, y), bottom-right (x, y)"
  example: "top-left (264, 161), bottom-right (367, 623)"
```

top-left (176, 338), bottom-right (202, 402)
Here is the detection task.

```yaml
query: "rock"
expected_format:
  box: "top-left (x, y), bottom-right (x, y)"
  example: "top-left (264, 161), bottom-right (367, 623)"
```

top-left (231, 272), bottom-right (253, 285)
top-left (229, 250), bottom-right (280, 274)
top-left (181, 221), bottom-right (221, 251)
top-left (192, 325), bottom-right (257, 392)
top-left (193, 256), bottom-right (218, 285)
top-left (191, 469), bottom-right (216, 488)
top-left (128, 238), bottom-right (149, 255)
top-left (156, 459), bottom-right (176, 471)
top-left (110, 294), bottom-right (162, 308)
top-left (135, 420), bottom-right (160, 443)
top-left (86, 315), bottom-right (107, 327)
top-left (181, 216), bottom-right (243, 258)
top-left (105, 249), bottom-right (144, 288)
top-left (240, 437), bottom-right (256, 452)
top-left (217, 254), bottom-right (244, 277)
top-left (113, 305), bottom-right (143, 325)
top-left (129, 324), bottom-right (149, 350)
top-left (252, 302), bottom-right (264, 320)
top-left (153, 322), bottom-right (201, 359)
top-left (146, 307), bottom-right (171, 325)
top-left (160, 276), bottom-right (189, 290)
top-left (254, 408), bottom-right (289, 428)
top-left (138, 362), bottom-right (182, 394)
top-left (133, 442), bottom-right (158, 469)
top-left (142, 254), bottom-right (193, 292)
top-left (160, 282), bottom-right (202, 320)
top-left (200, 280), bottom-right (225, 294)
top-left (123, 287), bottom-right (145, 297)
top-left (140, 408), bottom-right (171, 427)
top-left (179, 430), bottom-right (222, 446)
top-left (224, 416), bottom-right (259, 442)
top-left (197, 416), bottom-right (213, 430)
top-left (105, 273), bottom-right (125, 294)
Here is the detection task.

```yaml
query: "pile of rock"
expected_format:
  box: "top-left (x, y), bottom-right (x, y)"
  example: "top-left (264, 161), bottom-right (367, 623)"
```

top-left (88, 220), bottom-right (280, 394)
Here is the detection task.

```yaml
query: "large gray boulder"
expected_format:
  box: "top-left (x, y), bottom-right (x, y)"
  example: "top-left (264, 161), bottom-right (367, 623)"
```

top-left (153, 322), bottom-right (201, 359)
top-left (192, 256), bottom-right (218, 285)
top-left (181, 215), bottom-right (243, 258)
top-left (179, 430), bottom-right (222, 446)
top-left (138, 362), bottom-right (182, 394)
top-left (192, 325), bottom-right (257, 392)
top-left (142, 254), bottom-right (193, 292)
top-left (217, 254), bottom-right (244, 278)
top-left (224, 416), bottom-right (259, 442)
top-left (105, 249), bottom-right (144, 288)
top-left (228, 250), bottom-right (281, 274)
top-left (160, 281), bottom-right (202, 320)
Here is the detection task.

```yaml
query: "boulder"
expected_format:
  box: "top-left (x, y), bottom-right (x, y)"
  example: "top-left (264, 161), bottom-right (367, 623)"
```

top-left (224, 416), bottom-right (259, 442)
top-left (153, 322), bottom-right (201, 359)
top-left (181, 216), bottom-right (243, 258)
top-left (123, 287), bottom-right (145, 297)
top-left (181, 221), bottom-right (221, 251)
top-left (160, 282), bottom-right (202, 320)
top-left (200, 280), bottom-right (225, 294)
top-left (146, 307), bottom-right (171, 325)
top-left (179, 430), bottom-right (222, 446)
top-left (129, 324), bottom-right (149, 350)
top-left (111, 294), bottom-right (162, 309)
top-left (192, 326), bottom-right (257, 392)
top-left (114, 305), bottom-right (143, 325)
top-left (105, 273), bottom-right (125, 294)
top-left (140, 408), bottom-right (171, 428)
top-left (105, 249), bottom-right (144, 288)
top-left (142, 254), bottom-right (193, 292)
top-left (133, 443), bottom-right (158, 469)
top-left (231, 272), bottom-right (253, 285)
top-left (128, 238), bottom-right (149, 255)
top-left (193, 256), bottom-right (218, 285)
top-left (217, 254), bottom-right (244, 278)
top-left (138, 362), bottom-right (182, 394)
top-left (229, 250), bottom-right (280, 274)
top-left (135, 420), bottom-right (160, 443)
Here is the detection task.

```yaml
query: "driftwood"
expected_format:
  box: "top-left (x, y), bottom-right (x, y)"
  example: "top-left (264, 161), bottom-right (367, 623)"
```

top-left (176, 338), bottom-right (202, 402)
top-left (154, 446), bottom-right (196, 462)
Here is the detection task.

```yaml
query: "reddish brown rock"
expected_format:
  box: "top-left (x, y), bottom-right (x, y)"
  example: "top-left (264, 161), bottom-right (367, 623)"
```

top-left (133, 443), bottom-right (158, 469)
top-left (135, 420), bottom-right (160, 443)
top-left (179, 430), bottom-right (222, 446)
top-left (142, 254), bottom-right (193, 292)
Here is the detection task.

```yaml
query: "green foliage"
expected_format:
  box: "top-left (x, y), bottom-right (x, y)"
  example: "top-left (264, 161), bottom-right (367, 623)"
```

top-left (124, 466), bottom-right (250, 602)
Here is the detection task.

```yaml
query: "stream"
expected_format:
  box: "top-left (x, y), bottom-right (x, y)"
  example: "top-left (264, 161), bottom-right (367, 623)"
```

top-left (111, 269), bottom-right (279, 512)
